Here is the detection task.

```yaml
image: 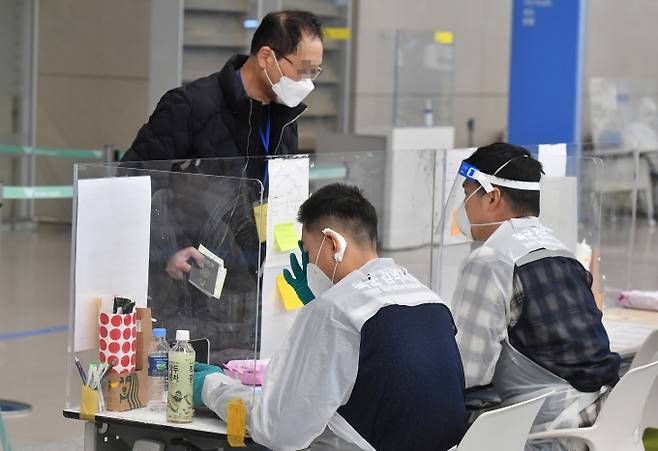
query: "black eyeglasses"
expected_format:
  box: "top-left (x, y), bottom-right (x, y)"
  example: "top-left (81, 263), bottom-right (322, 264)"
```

top-left (272, 49), bottom-right (323, 81)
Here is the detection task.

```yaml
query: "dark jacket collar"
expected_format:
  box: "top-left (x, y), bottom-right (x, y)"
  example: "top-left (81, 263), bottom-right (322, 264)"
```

top-left (219, 54), bottom-right (306, 125)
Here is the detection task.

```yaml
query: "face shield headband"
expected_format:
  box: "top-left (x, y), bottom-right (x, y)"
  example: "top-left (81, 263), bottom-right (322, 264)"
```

top-left (458, 160), bottom-right (541, 193)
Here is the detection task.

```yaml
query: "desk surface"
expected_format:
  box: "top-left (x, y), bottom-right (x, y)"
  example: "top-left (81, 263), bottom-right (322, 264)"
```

top-left (63, 407), bottom-right (228, 438)
top-left (63, 306), bottom-right (658, 435)
top-left (603, 306), bottom-right (658, 358)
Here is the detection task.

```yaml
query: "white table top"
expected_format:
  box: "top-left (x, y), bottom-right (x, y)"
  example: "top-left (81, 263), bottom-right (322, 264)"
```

top-left (64, 406), bottom-right (228, 436)
top-left (64, 306), bottom-right (658, 434)
top-left (603, 306), bottom-right (658, 358)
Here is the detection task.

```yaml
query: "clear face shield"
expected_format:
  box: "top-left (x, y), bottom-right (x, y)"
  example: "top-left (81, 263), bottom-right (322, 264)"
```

top-left (435, 157), bottom-right (542, 303)
top-left (440, 159), bottom-right (542, 244)
top-left (435, 150), bottom-right (604, 308)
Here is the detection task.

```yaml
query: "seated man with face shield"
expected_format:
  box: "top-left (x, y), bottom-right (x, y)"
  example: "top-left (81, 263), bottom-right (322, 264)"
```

top-left (447, 143), bottom-right (620, 451)
top-left (196, 183), bottom-right (466, 451)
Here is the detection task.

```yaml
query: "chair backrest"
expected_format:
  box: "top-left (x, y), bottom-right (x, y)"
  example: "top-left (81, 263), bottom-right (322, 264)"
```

top-left (630, 330), bottom-right (658, 370)
top-left (456, 391), bottom-right (551, 451)
top-left (594, 361), bottom-right (658, 434)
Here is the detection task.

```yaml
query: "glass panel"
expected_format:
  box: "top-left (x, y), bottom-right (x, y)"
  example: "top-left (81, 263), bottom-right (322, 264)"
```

top-left (585, 141), bottom-right (657, 297)
top-left (394, 29), bottom-right (454, 127)
top-left (67, 163), bottom-right (263, 412)
top-left (97, 150), bottom-right (439, 360)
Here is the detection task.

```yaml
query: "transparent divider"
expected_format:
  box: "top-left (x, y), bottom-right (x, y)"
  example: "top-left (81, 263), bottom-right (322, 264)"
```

top-left (585, 141), bottom-right (658, 295)
top-left (91, 151), bottom-right (440, 358)
top-left (67, 163), bottom-right (263, 413)
top-left (394, 29), bottom-right (454, 127)
top-left (68, 146), bottom-right (619, 418)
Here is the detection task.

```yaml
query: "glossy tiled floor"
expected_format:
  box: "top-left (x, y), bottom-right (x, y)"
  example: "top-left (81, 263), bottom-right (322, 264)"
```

top-left (0, 224), bottom-right (83, 450)
top-left (1, 216), bottom-right (656, 450)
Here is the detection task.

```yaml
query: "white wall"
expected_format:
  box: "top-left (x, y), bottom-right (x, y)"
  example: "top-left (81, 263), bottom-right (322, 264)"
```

top-left (34, 0), bottom-right (151, 220)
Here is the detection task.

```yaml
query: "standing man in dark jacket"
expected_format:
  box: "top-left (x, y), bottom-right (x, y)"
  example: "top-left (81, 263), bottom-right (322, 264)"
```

top-left (123, 10), bottom-right (323, 281)
top-left (121, 11), bottom-right (323, 351)
top-left (122, 9), bottom-right (323, 164)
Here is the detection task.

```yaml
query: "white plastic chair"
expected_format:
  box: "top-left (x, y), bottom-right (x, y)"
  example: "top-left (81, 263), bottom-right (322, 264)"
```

top-left (630, 329), bottom-right (658, 370)
top-left (448, 391), bottom-right (552, 451)
top-left (630, 329), bottom-right (658, 430)
top-left (527, 360), bottom-right (658, 451)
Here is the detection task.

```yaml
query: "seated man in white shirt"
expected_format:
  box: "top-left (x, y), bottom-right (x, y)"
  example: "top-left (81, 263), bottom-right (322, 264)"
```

top-left (195, 183), bottom-right (467, 451)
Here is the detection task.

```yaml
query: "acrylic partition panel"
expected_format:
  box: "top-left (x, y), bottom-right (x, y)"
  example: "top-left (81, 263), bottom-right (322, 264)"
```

top-left (108, 150), bottom-right (441, 357)
top-left (394, 29), bottom-right (454, 128)
top-left (585, 141), bottom-right (658, 298)
top-left (67, 162), bottom-right (263, 411)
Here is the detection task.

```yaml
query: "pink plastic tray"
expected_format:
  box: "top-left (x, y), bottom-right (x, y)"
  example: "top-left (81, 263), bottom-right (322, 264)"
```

top-left (223, 359), bottom-right (270, 386)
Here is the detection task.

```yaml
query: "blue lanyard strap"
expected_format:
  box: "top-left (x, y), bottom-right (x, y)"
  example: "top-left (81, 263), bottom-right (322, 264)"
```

top-left (236, 68), bottom-right (271, 186)
top-left (260, 104), bottom-right (271, 186)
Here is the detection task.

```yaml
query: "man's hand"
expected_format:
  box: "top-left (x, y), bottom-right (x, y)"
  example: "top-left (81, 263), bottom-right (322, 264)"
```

top-left (166, 246), bottom-right (204, 280)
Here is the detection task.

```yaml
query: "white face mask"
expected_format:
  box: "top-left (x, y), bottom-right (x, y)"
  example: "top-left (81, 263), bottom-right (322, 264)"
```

top-left (264, 54), bottom-right (314, 107)
top-left (306, 234), bottom-right (339, 297)
top-left (456, 202), bottom-right (474, 240)
top-left (457, 187), bottom-right (505, 241)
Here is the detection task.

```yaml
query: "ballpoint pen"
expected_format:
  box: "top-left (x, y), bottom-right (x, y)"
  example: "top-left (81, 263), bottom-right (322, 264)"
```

top-left (74, 355), bottom-right (87, 384)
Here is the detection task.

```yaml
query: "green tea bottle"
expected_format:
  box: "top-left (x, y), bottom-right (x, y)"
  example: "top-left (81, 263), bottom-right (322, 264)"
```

top-left (167, 330), bottom-right (195, 423)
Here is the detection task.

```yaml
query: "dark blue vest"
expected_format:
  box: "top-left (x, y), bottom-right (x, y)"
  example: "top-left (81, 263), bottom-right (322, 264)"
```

top-left (510, 254), bottom-right (620, 393)
top-left (337, 303), bottom-right (466, 451)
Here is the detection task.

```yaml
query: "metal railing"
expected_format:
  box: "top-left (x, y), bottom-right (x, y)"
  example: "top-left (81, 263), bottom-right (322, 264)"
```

top-left (0, 144), bottom-right (120, 225)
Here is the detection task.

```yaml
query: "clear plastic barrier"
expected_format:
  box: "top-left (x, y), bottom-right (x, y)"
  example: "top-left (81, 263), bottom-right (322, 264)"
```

top-left (67, 163), bottom-right (263, 412)
top-left (394, 30), bottom-right (454, 127)
top-left (584, 140), bottom-right (657, 295)
top-left (88, 151), bottom-right (438, 359)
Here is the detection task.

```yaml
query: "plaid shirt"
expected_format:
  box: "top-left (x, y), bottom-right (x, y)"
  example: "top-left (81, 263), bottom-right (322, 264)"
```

top-left (509, 256), bottom-right (620, 393)
top-left (452, 246), bottom-right (511, 389)
top-left (453, 249), bottom-right (619, 426)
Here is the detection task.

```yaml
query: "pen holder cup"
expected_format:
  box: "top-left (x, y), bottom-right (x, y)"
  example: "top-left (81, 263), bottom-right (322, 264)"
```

top-left (98, 312), bottom-right (137, 374)
top-left (80, 385), bottom-right (98, 421)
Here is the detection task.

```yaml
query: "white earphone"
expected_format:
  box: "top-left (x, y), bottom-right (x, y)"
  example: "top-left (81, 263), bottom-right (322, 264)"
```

top-left (322, 228), bottom-right (347, 262)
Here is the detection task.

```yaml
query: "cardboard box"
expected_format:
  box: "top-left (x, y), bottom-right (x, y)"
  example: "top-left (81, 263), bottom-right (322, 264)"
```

top-left (104, 307), bottom-right (152, 412)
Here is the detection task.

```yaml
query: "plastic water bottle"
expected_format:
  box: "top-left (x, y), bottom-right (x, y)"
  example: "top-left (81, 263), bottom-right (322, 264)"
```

top-left (167, 330), bottom-right (195, 423)
top-left (423, 98), bottom-right (434, 127)
top-left (147, 328), bottom-right (169, 412)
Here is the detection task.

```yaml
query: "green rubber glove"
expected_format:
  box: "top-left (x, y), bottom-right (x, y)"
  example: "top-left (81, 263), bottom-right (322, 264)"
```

top-left (282, 240), bottom-right (315, 304)
top-left (193, 362), bottom-right (222, 408)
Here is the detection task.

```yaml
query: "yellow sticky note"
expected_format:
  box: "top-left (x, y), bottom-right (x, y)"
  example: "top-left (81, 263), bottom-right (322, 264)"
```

top-left (277, 275), bottom-right (304, 311)
top-left (274, 223), bottom-right (299, 252)
top-left (80, 385), bottom-right (98, 422)
top-left (253, 203), bottom-right (267, 243)
top-left (434, 31), bottom-right (454, 44)
top-left (227, 398), bottom-right (247, 447)
top-left (450, 209), bottom-right (461, 237)
top-left (324, 27), bottom-right (351, 40)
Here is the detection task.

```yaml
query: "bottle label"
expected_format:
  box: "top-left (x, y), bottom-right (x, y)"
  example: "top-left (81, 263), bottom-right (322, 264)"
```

top-left (148, 355), bottom-right (168, 377)
top-left (167, 352), bottom-right (195, 422)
